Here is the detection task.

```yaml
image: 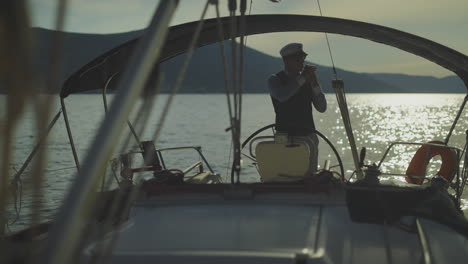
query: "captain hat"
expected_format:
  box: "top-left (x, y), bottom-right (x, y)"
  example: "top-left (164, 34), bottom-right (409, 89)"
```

top-left (280, 43), bottom-right (307, 58)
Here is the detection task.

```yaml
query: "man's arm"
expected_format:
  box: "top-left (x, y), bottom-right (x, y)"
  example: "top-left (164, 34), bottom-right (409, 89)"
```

top-left (308, 71), bottom-right (327, 113)
top-left (268, 74), bottom-right (305, 102)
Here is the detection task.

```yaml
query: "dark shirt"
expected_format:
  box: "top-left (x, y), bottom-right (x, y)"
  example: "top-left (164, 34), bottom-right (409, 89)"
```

top-left (268, 70), bottom-right (327, 136)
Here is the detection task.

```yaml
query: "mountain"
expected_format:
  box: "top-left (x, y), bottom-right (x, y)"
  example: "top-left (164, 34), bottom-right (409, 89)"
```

top-left (369, 73), bottom-right (464, 93)
top-left (2, 28), bottom-right (465, 94)
top-left (159, 41), bottom-right (402, 93)
top-left (30, 27), bottom-right (142, 85)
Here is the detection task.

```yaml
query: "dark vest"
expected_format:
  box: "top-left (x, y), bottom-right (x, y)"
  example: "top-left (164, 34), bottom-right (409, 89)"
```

top-left (271, 71), bottom-right (315, 136)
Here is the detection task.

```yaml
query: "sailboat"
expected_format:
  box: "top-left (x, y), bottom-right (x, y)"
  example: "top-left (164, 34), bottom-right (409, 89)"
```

top-left (2, 0), bottom-right (468, 263)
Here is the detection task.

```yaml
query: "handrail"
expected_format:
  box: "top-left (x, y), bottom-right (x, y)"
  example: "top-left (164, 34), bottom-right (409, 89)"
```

top-left (60, 98), bottom-right (80, 172)
top-left (127, 145), bottom-right (215, 174)
top-left (183, 160), bottom-right (203, 175)
top-left (377, 141), bottom-right (462, 168)
top-left (157, 146), bottom-right (202, 151)
top-left (444, 94), bottom-right (468, 145)
top-left (157, 146), bottom-right (215, 173)
top-left (379, 172), bottom-right (425, 179)
top-left (12, 110), bottom-right (63, 184)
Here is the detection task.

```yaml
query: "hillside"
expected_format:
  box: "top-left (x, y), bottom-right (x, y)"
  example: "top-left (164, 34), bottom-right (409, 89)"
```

top-left (1, 27), bottom-right (465, 94)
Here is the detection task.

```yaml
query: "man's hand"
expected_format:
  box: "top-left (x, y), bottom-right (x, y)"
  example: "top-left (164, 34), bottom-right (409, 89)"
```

top-left (302, 64), bottom-right (317, 83)
top-left (302, 65), bottom-right (322, 95)
top-left (303, 64), bottom-right (316, 75)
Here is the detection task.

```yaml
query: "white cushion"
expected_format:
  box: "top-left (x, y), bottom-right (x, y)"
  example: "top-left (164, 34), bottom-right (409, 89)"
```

top-left (255, 141), bottom-right (311, 182)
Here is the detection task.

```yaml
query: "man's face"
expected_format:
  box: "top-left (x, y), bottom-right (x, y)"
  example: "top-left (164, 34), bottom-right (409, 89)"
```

top-left (283, 54), bottom-right (306, 74)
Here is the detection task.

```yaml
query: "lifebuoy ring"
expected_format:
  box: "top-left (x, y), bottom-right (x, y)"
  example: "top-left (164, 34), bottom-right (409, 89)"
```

top-left (405, 141), bottom-right (458, 184)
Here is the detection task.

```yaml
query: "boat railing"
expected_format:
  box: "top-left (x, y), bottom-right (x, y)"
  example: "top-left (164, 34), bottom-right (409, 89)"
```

top-left (377, 141), bottom-right (462, 169)
top-left (182, 160), bottom-right (204, 175)
top-left (377, 141), bottom-right (463, 188)
top-left (127, 146), bottom-right (215, 174)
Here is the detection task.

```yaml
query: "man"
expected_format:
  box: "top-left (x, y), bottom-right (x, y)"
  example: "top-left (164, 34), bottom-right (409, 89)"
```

top-left (268, 43), bottom-right (327, 173)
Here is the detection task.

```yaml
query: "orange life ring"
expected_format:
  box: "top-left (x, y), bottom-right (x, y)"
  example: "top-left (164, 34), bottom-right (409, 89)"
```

top-left (405, 141), bottom-right (458, 184)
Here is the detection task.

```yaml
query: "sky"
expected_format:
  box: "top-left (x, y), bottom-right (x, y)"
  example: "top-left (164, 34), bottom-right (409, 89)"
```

top-left (27, 0), bottom-right (468, 77)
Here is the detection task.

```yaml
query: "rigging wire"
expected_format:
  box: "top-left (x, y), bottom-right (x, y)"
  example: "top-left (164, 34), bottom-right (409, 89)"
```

top-left (91, 2), bottom-right (212, 263)
top-left (89, 65), bottom-right (165, 263)
top-left (316, 0), bottom-right (338, 79)
top-left (92, 88), bottom-right (160, 264)
top-left (315, 0), bottom-right (362, 179)
top-left (229, 0), bottom-right (238, 123)
top-left (227, 0), bottom-right (243, 184)
top-left (213, 1), bottom-right (237, 182)
top-left (32, 0), bottom-right (69, 229)
top-left (234, 0), bottom-right (248, 184)
top-left (151, 0), bottom-right (211, 145)
top-left (92, 59), bottom-right (165, 261)
top-left (43, 2), bottom-right (179, 263)
top-left (215, 0), bottom-right (251, 184)
top-left (215, 2), bottom-right (235, 129)
top-left (90, 40), bottom-right (165, 264)
top-left (0, 0), bottom-right (35, 236)
top-left (243, 0), bottom-right (253, 46)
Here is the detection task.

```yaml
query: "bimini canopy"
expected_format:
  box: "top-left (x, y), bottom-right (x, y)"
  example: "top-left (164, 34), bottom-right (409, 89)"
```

top-left (60, 15), bottom-right (468, 98)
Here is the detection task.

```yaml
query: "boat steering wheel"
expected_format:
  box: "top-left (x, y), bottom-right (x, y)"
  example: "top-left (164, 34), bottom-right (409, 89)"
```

top-left (241, 124), bottom-right (345, 181)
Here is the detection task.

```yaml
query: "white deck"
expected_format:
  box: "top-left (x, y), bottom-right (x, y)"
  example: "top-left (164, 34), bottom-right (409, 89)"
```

top-left (83, 191), bottom-right (468, 264)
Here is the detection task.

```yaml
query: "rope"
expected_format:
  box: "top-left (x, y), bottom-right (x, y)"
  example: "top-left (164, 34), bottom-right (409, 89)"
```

top-left (316, 0), bottom-right (338, 79)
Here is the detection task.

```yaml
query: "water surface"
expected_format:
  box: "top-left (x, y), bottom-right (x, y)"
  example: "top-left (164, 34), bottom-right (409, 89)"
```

top-left (3, 93), bottom-right (467, 231)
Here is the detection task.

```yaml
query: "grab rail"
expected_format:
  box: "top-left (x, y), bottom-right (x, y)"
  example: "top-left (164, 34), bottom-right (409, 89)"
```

top-left (183, 160), bottom-right (204, 175)
top-left (157, 146), bottom-right (214, 173)
top-left (377, 141), bottom-right (462, 169)
top-left (128, 146), bottom-right (215, 174)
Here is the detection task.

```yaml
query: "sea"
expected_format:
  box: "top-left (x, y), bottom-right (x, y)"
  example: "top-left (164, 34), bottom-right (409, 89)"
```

top-left (2, 93), bottom-right (468, 232)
